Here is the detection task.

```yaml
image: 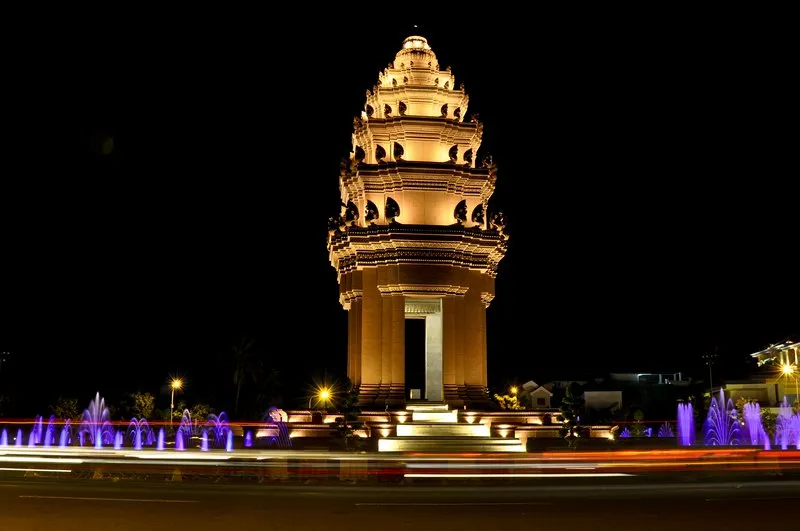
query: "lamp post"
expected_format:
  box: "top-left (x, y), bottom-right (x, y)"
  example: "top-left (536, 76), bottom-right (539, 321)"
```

top-left (781, 363), bottom-right (799, 400)
top-left (309, 388), bottom-right (331, 409)
top-left (703, 351), bottom-right (717, 396)
top-left (510, 386), bottom-right (518, 396)
top-left (170, 379), bottom-right (183, 427)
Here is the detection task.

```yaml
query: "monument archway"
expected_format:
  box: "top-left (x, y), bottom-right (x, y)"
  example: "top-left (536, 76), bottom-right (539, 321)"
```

top-left (404, 299), bottom-right (443, 402)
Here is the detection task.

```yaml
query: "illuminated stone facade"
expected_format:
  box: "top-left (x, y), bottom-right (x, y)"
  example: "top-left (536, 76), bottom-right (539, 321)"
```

top-left (328, 36), bottom-right (508, 407)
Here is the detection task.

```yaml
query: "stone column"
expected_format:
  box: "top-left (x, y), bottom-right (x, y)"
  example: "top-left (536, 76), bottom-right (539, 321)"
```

top-left (442, 296), bottom-right (457, 402)
top-left (390, 294), bottom-right (406, 403)
top-left (359, 268), bottom-right (382, 403)
top-left (425, 310), bottom-right (443, 402)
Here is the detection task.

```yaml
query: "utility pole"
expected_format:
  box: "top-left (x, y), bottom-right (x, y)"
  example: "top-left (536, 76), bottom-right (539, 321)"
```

top-left (703, 350), bottom-right (718, 397)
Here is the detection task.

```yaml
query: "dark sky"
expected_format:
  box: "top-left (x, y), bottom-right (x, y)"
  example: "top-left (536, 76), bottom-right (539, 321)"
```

top-left (2, 15), bottom-right (796, 415)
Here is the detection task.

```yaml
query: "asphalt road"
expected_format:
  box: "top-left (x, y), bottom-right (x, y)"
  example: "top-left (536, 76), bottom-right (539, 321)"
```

top-left (1, 476), bottom-right (799, 530)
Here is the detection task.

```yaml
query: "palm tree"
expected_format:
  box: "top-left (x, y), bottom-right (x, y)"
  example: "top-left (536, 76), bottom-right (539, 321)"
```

top-left (231, 336), bottom-right (261, 415)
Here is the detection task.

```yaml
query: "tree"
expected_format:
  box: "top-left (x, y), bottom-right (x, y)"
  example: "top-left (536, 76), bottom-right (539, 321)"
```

top-left (335, 378), bottom-right (364, 451)
top-left (231, 336), bottom-right (262, 415)
top-left (558, 382), bottom-right (585, 447)
top-left (50, 397), bottom-right (80, 421)
top-left (494, 393), bottom-right (525, 410)
top-left (130, 392), bottom-right (155, 419)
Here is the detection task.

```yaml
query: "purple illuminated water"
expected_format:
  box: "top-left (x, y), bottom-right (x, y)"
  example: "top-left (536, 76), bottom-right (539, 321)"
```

top-left (677, 402), bottom-right (694, 446)
top-left (619, 427), bottom-right (631, 438)
top-left (114, 431), bottom-right (123, 450)
top-left (742, 402), bottom-right (764, 446)
top-left (263, 407), bottom-right (292, 449)
top-left (15, 428), bottom-right (22, 447)
top-left (33, 416), bottom-right (43, 445)
top-left (44, 416), bottom-right (56, 447)
top-left (244, 431), bottom-right (253, 448)
top-left (201, 430), bottom-right (209, 451)
top-left (775, 397), bottom-right (800, 450)
top-left (177, 409), bottom-right (193, 449)
top-left (128, 418), bottom-right (152, 451)
top-left (157, 428), bottom-right (165, 450)
top-left (79, 432), bottom-right (85, 447)
top-left (206, 413), bottom-right (230, 449)
top-left (704, 389), bottom-right (741, 446)
top-left (657, 422), bottom-right (674, 438)
top-left (80, 392), bottom-right (113, 448)
top-left (28, 431), bottom-right (36, 446)
top-left (59, 420), bottom-right (72, 448)
top-left (0, 429), bottom-right (7, 446)
top-left (226, 430), bottom-right (233, 452)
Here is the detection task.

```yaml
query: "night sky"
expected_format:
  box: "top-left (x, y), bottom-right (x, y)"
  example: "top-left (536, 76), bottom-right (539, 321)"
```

top-left (2, 16), bottom-right (796, 416)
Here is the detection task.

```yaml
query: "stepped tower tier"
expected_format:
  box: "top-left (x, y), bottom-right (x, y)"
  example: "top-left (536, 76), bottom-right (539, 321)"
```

top-left (328, 36), bottom-right (508, 408)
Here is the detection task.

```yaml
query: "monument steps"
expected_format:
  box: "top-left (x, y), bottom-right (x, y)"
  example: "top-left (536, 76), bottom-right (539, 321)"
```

top-left (379, 404), bottom-right (526, 453)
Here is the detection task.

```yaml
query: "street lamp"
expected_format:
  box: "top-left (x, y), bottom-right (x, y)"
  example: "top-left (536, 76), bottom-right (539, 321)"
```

top-left (309, 387), bottom-right (332, 409)
top-left (509, 386), bottom-right (518, 396)
top-left (781, 363), bottom-right (799, 400)
top-left (170, 379), bottom-right (183, 426)
top-left (703, 351), bottom-right (717, 396)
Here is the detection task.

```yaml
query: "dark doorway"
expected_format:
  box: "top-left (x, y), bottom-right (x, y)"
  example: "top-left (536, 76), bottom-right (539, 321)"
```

top-left (405, 318), bottom-right (425, 398)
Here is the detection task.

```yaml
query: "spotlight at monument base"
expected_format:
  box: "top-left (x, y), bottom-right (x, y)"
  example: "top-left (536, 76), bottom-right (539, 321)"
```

top-left (782, 363), bottom-right (795, 376)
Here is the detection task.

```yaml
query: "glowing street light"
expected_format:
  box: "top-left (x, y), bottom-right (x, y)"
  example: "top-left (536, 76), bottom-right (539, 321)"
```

top-left (170, 378), bottom-right (183, 426)
top-left (510, 386), bottom-right (518, 396)
top-left (781, 363), bottom-right (799, 399)
top-left (309, 387), bottom-right (332, 409)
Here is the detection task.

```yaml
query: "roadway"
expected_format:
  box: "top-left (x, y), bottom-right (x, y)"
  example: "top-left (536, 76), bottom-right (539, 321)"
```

top-left (1, 476), bottom-right (799, 530)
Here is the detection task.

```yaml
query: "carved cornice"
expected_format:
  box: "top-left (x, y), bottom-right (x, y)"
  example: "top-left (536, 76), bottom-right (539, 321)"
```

top-left (379, 284), bottom-right (469, 297)
top-left (341, 162), bottom-right (495, 203)
top-left (328, 224), bottom-right (507, 278)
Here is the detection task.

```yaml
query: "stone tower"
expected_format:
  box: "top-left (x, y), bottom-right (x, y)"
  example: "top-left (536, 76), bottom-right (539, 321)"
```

top-left (328, 36), bottom-right (508, 407)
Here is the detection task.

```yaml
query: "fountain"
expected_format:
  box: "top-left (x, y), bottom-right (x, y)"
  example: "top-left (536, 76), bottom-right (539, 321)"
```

top-left (201, 429), bottom-right (209, 451)
top-left (114, 430), bottom-right (124, 450)
top-left (15, 428), bottom-right (23, 447)
top-left (32, 416), bottom-right (43, 445)
top-left (263, 407), bottom-right (292, 449)
top-left (206, 412), bottom-right (230, 449)
top-left (79, 392), bottom-right (113, 448)
top-left (775, 397), bottom-right (800, 450)
top-left (59, 420), bottom-right (72, 448)
top-left (619, 427), bottom-right (631, 438)
top-left (176, 409), bottom-right (193, 450)
top-left (0, 429), bottom-right (7, 446)
top-left (226, 429), bottom-right (234, 452)
top-left (128, 418), bottom-right (152, 451)
top-left (704, 389), bottom-right (741, 446)
top-left (244, 430), bottom-right (253, 448)
top-left (28, 431), bottom-right (36, 446)
top-left (44, 416), bottom-right (57, 448)
top-left (157, 428), bottom-right (165, 450)
top-left (742, 402), bottom-right (764, 446)
top-left (79, 432), bottom-right (85, 447)
top-left (657, 422), bottom-right (674, 438)
top-left (677, 402), bottom-right (694, 446)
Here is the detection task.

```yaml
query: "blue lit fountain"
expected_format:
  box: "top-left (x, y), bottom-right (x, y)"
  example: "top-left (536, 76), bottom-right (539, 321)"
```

top-left (677, 402), bottom-right (694, 446)
top-left (775, 397), bottom-right (800, 450)
top-left (742, 402), bottom-right (766, 447)
top-left (79, 392), bottom-right (113, 449)
top-left (59, 420), bottom-right (72, 448)
top-left (704, 389), bottom-right (741, 446)
top-left (0, 429), bottom-right (7, 446)
top-left (263, 407), bottom-right (291, 449)
top-left (206, 412), bottom-right (230, 449)
top-left (127, 418), bottom-right (152, 450)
